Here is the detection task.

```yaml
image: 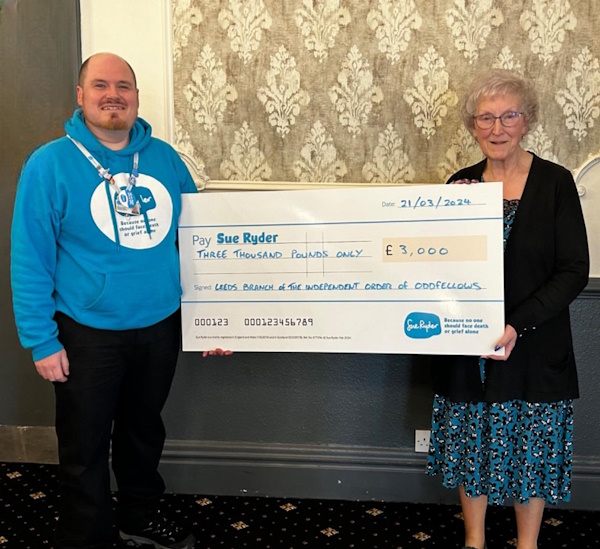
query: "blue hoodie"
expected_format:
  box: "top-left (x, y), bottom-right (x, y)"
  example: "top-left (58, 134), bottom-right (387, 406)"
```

top-left (11, 109), bottom-right (198, 361)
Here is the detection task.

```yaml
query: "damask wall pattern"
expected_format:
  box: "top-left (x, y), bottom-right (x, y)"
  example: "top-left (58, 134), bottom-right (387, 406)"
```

top-left (172, 0), bottom-right (600, 186)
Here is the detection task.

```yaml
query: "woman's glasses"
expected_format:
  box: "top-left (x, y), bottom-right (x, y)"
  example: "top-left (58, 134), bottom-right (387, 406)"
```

top-left (474, 111), bottom-right (523, 130)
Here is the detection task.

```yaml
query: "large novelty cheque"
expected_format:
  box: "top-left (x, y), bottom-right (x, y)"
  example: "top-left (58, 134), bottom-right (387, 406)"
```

top-left (179, 183), bottom-right (505, 355)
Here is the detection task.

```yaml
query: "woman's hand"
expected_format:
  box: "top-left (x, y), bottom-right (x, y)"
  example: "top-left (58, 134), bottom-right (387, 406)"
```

top-left (202, 348), bottom-right (233, 358)
top-left (481, 324), bottom-right (517, 361)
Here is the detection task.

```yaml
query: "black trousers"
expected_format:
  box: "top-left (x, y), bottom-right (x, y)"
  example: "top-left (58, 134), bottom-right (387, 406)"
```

top-left (53, 310), bottom-right (181, 548)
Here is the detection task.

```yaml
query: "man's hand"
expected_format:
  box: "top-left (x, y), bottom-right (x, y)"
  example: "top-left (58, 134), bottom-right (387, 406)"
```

top-left (202, 348), bottom-right (233, 358)
top-left (34, 349), bottom-right (69, 382)
top-left (481, 324), bottom-right (517, 361)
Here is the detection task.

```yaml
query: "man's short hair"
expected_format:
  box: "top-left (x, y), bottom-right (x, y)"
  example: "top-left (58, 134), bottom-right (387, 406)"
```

top-left (78, 54), bottom-right (138, 88)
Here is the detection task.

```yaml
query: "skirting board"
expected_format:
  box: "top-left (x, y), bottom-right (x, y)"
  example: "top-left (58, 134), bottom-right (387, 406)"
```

top-left (158, 440), bottom-right (600, 511)
top-left (2, 427), bottom-right (598, 509)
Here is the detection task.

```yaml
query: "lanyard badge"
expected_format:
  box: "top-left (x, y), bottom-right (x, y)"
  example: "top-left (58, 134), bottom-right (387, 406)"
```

top-left (117, 188), bottom-right (136, 211)
top-left (116, 154), bottom-right (140, 215)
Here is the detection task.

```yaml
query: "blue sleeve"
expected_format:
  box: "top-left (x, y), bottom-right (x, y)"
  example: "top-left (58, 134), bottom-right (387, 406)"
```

top-left (11, 150), bottom-right (64, 361)
top-left (170, 147), bottom-right (199, 195)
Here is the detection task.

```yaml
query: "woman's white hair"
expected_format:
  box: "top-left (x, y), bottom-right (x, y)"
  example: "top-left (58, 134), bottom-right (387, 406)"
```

top-left (461, 69), bottom-right (538, 133)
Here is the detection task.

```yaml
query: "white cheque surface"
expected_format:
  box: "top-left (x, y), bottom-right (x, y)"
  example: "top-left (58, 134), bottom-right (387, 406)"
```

top-left (179, 184), bottom-right (505, 355)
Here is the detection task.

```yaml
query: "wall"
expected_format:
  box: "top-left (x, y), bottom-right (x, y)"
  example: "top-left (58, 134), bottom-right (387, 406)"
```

top-left (79, 0), bottom-right (173, 142)
top-left (0, 0), bottom-right (80, 428)
top-left (0, 0), bottom-right (598, 509)
top-left (171, 1), bottom-right (600, 184)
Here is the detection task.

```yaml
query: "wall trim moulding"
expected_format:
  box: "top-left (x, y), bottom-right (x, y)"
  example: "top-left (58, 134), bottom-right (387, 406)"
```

top-left (159, 439), bottom-right (600, 510)
top-left (575, 153), bottom-right (600, 281)
top-left (1, 430), bottom-right (599, 508)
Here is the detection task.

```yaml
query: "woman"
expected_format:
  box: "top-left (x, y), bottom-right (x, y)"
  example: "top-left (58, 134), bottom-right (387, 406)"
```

top-left (426, 69), bottom-right (589, 549)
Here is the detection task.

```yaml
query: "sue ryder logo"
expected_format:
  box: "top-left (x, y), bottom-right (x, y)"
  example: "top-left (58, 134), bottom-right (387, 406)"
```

top-left (404, 312), bottom-right (441, 339)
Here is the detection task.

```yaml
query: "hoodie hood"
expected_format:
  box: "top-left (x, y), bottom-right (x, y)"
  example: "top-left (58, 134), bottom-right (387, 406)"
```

top-left (64, 108), bottom-right (153, 155)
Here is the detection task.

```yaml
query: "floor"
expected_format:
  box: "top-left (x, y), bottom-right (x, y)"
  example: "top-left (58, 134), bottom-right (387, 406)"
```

top-left (1, 462), bottom-right (599, 548)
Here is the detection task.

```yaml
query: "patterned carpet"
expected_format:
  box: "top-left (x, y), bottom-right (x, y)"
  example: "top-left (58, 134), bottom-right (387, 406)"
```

top-left (1, 462), bottom-right (599, 548)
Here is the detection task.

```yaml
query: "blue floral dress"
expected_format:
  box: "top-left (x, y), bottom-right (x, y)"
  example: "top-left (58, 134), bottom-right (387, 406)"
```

top-left (426, 199), bottom-right (574, 505)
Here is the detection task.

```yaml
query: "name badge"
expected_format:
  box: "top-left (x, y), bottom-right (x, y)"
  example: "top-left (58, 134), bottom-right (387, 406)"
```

top-left (115, 189), bottom-right (140, 216)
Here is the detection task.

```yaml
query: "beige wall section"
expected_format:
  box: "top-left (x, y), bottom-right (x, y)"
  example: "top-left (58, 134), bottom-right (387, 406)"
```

top-left (79, 0), bottom-right (173, 142)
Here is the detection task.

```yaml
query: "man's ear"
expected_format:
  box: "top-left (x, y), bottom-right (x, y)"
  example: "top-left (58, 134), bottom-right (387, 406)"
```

top-left (76, 86), bottom-right (83, 107)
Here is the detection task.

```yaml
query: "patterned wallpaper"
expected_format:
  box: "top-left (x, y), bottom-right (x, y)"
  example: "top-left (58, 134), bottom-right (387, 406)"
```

top-left (172, 0), bottom-right (600, 187)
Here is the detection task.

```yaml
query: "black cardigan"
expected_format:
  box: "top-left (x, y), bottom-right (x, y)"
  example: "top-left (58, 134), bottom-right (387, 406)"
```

top-left (430, 154), bottom-right (589, 403)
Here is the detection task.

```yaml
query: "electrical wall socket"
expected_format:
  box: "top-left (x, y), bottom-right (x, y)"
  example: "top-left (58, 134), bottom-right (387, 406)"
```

top-left (415, 429), bottom-right (430, 453)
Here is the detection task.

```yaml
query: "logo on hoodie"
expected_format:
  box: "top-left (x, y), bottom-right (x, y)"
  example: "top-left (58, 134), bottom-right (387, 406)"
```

top-left (90, 172), bottom-right (173, 249)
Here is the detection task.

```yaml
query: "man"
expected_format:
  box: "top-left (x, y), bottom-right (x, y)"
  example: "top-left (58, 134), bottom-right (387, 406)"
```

top-left (11, 53), bottom-right (198, 549)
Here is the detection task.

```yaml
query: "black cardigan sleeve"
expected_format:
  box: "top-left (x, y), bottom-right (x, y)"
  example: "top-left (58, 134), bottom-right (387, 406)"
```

top-left (505, 160), bottom-right (589, 335)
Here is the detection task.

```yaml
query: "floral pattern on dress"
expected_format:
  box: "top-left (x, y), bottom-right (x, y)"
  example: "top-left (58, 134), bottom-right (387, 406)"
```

top-left (427, 397), bottom-right (574, 504)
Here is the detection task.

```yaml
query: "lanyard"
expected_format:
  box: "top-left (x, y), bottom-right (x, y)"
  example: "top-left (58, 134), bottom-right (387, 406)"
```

top-left (67, 135), bottom-right (151, 241)
top-left (67, 135), bottom-right (139, 194)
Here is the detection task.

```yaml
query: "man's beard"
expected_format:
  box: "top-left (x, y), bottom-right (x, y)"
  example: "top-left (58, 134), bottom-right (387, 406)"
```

top-left (100, 114), bottom-right (130, 131)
